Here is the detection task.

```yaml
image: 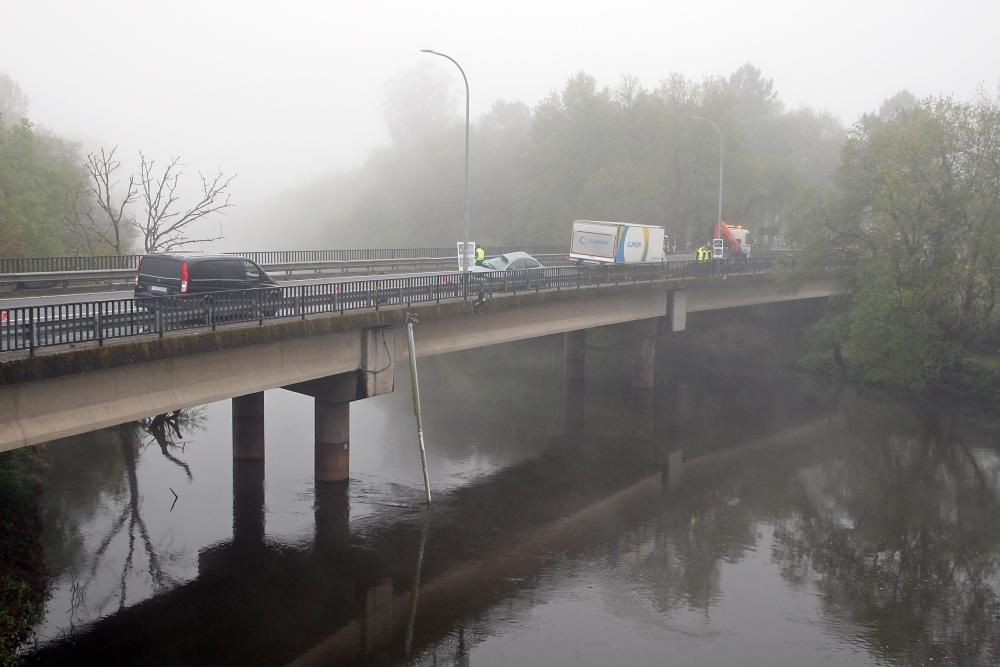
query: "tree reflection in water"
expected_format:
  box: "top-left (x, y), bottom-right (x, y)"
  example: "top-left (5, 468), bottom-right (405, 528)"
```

top-left (591, 393), bottom-right (1000, 666)
top-left (45, 409), bottom-right (207, 624)
top-left (771, 399), bottom-right (1000, 665)
top-left (138, 410), bottom-right (205, 482)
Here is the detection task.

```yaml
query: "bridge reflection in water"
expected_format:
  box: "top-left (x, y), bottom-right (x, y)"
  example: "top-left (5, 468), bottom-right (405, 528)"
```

top-left (26, 328), bottom-right (1000, 666)
top-left (26, 355), bottom-right (848, 665)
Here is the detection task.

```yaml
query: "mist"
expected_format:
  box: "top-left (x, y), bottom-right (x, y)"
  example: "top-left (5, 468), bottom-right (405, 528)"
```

top-left (1, 0), bottom-right (998, 251)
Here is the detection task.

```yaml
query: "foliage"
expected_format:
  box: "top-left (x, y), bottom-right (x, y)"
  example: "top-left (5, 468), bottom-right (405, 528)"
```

top-left (0, 72), bottom-right (122, 257)
top-left (0, 71), bottom-right (234, 258)
top-left (243, 63), bottom-right (844, 252)
top-left (793, 89), bottom-right (1000, 389)
top-left (0, 448), bottom-right (48, 664)
top-left (0, 116), bottom-right (88, 256)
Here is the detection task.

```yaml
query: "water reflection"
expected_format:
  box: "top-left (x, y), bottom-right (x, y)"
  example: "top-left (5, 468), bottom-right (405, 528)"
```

top-left (21, 335), bottom-right (1000, 666)
top-left (31, 413), bottom-right (210, 640)
top-left (772, 397), bottom-right (1000, 665)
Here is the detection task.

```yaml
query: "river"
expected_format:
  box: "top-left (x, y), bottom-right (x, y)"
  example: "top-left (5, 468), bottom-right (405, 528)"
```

top-left (18, 329), bottom-right (1000, 666)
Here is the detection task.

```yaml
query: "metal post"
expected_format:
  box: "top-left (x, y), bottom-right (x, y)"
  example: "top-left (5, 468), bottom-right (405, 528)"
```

top-left (406, 314), bottom-right (432, 505)
top-left (404, 514), bottom-right (430, 655)
top-left (95, 304), bottom-right (103, 346)
top-left (421, 49), bottom-right (470, 272)
top-left (28, 316), bottom-right (36, 356)
top-left (691, 115), bottom-right (724, 235)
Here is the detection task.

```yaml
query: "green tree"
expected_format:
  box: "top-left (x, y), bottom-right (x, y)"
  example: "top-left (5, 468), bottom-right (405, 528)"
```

top-left (247, 64), bottom-right (842, 255)
top-left (794, 91), bottom-right (1000, 387)
top-left (0, 72), bottom-right (122, 257)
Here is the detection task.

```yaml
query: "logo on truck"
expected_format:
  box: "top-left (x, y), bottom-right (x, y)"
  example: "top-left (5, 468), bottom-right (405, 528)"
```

top-left (578, 234), bottom-right (610, 247)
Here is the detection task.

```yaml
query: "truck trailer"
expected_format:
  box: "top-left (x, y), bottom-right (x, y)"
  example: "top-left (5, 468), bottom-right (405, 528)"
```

top-left (569, 220), bottom-right (667, 265)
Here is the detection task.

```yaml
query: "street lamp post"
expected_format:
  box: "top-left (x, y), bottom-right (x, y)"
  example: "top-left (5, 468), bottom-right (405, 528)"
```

top-left (421, 49), bottom-right (471, 270)
top-left (691, 115), bottom-right (724, 240)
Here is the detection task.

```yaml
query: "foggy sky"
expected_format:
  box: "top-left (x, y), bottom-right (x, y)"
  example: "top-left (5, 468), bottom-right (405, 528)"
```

top-left (2, 0), bottom-right (997, 242)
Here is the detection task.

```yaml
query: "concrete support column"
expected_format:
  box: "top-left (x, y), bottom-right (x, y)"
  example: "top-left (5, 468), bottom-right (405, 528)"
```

top-left (316, 398), bottom-right (350, 483)
top-left (670, 290), bottom-right (687, 332)
top-left (314, 480), bottom-right (350, 555)
top-left (232, 392), bottom-right (265, 460)
top-left (564, 377), bottom-right (586, 436)
top-left (634, 388), bottom-right (656, 439)
top-left (233, 459), bottom-right (265, 547)
top-left (664, 449), bottom-right (683, 491)
top-left (632, 319), bottom-right (659, 390)
top-left (564, 330), bottom-right (586, 381)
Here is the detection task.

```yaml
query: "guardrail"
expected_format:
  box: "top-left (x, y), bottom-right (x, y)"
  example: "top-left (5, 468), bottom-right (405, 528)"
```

top-left (0, 246), bottom-right (569, 293)
top-left (0, 256), bottom-right (783, 355)
top-left (0, 246), bottom-right (564, 275)
top-left (0, 253), bottom-right (573, 292)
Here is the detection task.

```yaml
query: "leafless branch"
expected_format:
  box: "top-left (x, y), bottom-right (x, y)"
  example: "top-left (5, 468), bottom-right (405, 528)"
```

top-left (82, 146), bottom-right (139, 255)
top-left (136, 152), bottom-right (236, 252)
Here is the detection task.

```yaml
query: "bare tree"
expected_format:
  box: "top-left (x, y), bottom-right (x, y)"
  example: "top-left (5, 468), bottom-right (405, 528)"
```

top-left (83, 147), bottom-right (138, 255)
top-left (138, 409), bottom-right (206, 481)
top-left (62, 179), bottom-right (98, 255)
top-left (137, 152), bottom-right (236, 252)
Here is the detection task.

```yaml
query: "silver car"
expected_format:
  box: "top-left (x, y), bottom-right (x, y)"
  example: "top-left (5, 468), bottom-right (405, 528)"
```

top-left (469, 251), bottom-right (548, 291)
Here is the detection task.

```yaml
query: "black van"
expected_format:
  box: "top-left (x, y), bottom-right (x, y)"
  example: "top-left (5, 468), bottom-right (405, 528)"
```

top-left (134, 254), bottom-right (281, 315)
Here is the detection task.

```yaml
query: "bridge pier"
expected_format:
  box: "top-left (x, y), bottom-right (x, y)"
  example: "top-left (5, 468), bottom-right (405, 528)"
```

top-left (563, 331), bottom-right (587, 435)
top-left (314, 480), bottom-right (350, 554)
top-left (634, 388), bottom-right (656, 439)
top-left (669, 290), bottom-right (687, 332)
top-left (564, 330), bottom-right (586, 381)
top-left (316, 398), bottom-right (351, 483)
top-left (632, 318), bottom-right (660, 390)
top-left (232, 392), bottom-right (265, 460)
top-left (233, 459), bottom-right (265, 547)
top-left (564, 377), bottom-right (586, 436)
top-left (663, 449), bottom-right (683, 492)
top-left (280, 327), bottom-right (395, 485)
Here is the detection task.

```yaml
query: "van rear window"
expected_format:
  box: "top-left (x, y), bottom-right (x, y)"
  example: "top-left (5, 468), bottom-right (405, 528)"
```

top-left (189, 259), bottom-right (243, 280)
top-left (139, 256), bottom-right (181, 278)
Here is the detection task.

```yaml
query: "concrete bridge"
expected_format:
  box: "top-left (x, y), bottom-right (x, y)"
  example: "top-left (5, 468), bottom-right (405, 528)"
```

top-left (0, 270), bottom-right (837, 481)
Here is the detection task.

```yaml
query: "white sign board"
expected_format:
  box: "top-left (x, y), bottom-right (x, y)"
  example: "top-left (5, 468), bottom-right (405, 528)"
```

top-left (457, 242), bottom-right (477, 271)
top-left (712, 238), bottom-right (725, 259)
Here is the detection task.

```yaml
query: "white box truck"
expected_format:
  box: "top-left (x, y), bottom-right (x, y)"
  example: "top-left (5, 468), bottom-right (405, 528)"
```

top-left (569, 220), bottom-right (666, 264)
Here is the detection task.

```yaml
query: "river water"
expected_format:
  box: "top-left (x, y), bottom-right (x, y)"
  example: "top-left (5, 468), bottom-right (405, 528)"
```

top-left (19, 329), bottom-right (1000, 666)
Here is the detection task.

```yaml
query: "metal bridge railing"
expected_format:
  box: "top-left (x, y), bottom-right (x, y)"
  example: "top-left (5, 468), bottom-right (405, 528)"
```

top-left (0, 246), bottom-right (564, 276)
top-left (0, 256), bottom-right (783, 355)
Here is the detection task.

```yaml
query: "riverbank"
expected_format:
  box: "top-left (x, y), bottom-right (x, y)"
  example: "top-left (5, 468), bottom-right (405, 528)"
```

top-left (0, 449), bottom-right (47, 666)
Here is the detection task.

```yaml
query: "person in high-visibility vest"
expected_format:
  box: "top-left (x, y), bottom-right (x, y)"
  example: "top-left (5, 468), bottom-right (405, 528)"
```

top-left (475, 246), bottom-right (486, 266)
